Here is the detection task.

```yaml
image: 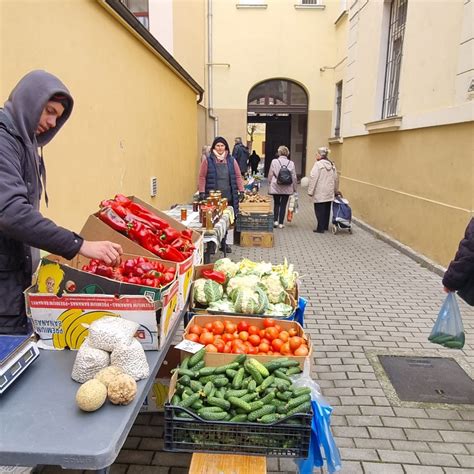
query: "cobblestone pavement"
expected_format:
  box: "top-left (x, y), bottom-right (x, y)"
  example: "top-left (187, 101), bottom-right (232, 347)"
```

top-left (40, 187), bottom-right (474, 474)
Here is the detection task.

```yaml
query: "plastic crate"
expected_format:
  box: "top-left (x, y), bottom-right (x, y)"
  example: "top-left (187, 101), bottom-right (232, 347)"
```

top-left (164, 404), bottom-right (312, 457)
top-left (236, 212), bottom-right (274, 232)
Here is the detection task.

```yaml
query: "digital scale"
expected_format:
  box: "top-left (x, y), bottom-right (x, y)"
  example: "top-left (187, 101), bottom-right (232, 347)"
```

top-left (0, 334), bottom-right (39, 395)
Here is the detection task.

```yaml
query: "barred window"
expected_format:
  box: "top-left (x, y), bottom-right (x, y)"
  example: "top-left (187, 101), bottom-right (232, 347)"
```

top-left (334, 81), bottom-right (343, 138)
top-left (120, 0), bottom-right (149, 29)
top-left (382, 0), bottom-right (407, 118)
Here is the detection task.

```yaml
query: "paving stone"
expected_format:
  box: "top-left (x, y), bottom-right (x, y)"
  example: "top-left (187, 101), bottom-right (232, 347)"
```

top-left (116, 450), bottom-right (154, 465)
top-left (405, 428), bottom-right (443, 442)
top-left (449, 420), bottom-right (474, 431)
top-left (427, 442), bottom-right (469, 455)
top-left (139, 437), bottom-right (164, 451)
top-left (415, 418), bottom-right (452, 430)
top-left (128, 467), bottom-right (169, 474)
top-left (393, 408), bottom-right (427, 418)
top-left (368, 427), bottom-right (406, 440)
top-left (338, 447), bottom-right (379, 461)
top-left (381, 416), bottom-right (417, 428)
top-left (334, 436), bottom-right (356, 448)
top-left (440, 431), bottom-right (474, 444)
top-left (346, 415), bottom-right (383, 427)
top-left (444, 469), bottom-right (474, 474)
top-left (377, 449), bottom-right (419, 464)
top-left (151, 452), bottom-right (191, 467)
top-left (354, 438), bottom-right (392, 450)
top-left (391, 440), bottom-right (431, 452)
top-left (454, 454), bottom-right (474, 468)
top-left (110, 464), bottom-right (129, 474)
top-left (123, 436), bottom-right (141, 449)
top-left (362, 462), bottom-right (404, 473)
top-left (332, 426), bottom-right (370, 438)
top-left (417, 452), bottom-right (460, 467)
top-left (403, 466), bottom-right (444, 473)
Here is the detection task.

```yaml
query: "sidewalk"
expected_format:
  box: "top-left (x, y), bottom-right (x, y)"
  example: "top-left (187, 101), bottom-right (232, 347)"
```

top-left (41, 187), bottom-right (473, 474)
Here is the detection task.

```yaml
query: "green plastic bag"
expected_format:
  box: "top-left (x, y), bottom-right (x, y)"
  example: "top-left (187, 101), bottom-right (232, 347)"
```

top-left (429, 293), bottom-right (465, 349)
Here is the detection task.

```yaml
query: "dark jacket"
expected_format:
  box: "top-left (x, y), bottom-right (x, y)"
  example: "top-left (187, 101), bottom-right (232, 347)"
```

top-left (0, 70), bottom-right (83, 333)
top-left (232, 143), bottom-right (249, 175)
top-left (443, 219), bottom-right (474, 292)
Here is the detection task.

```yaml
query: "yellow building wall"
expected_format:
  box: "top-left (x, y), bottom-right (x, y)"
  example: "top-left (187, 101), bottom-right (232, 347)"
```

top-left (0, 0), bottom-right (199, 233)
top-left (339, 122), bottom-right (474, 266)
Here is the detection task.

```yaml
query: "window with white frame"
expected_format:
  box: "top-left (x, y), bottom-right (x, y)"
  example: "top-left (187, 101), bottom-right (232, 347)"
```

top-left (382, 0), bottom-right (407, 118)
top-left (334, 81), bottom-right (343, 137)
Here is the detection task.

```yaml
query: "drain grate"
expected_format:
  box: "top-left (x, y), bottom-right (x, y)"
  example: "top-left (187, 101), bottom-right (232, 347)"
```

top-left (378, 356), bottom-right (474, 405)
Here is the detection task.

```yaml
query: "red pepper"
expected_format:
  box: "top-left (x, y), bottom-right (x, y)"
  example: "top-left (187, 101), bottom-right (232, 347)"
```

top-left (160, 227), bottom-right (181, 244)
top-left (171, 237), bottom-right (195, 252)
top-left (110, 201), bottom-right (130, 219)
top-left (98, 207), bottom-right (128, 233)
top-left (202, 270), bottom-right (226, 284)
top-left (161, 272), bottom-right (175, 285)
top-left (154, 245), bottom-right (186, 262)
top-left (114, 194), bottom-right (132, 206)
top-left (95, 264), bottom-right (114, 279)
top-left (128, 202), bottom-right (170, 230)
top-left (181, 229), bottom-right (193, 240)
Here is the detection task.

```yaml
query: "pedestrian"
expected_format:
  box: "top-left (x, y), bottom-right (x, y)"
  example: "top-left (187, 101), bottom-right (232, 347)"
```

top-left (232, 137), bottom-right (250, 176)
top-left (307, 146), bottom-right (339, 233)
top-left (200, 144), bottom-right (211, 163)
top-left (267, 145), bottom-right (297, 229)
top-left (0, 70), bottom-right (123, 334)
top-left (249, 150), bottom-right (260, 175)
top-left (442, 219), bottom-right (474, 305)
top-left (198, 136), bottom-right (245, 213)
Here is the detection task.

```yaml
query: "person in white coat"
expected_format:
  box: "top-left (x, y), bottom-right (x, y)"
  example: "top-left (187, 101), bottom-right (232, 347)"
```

top-left (307, 147), bottom-right (339, 233)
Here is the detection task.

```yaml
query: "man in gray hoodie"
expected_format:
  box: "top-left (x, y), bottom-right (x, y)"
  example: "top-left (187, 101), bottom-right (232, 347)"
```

top-left (0, 70), bottom-right (122, 334)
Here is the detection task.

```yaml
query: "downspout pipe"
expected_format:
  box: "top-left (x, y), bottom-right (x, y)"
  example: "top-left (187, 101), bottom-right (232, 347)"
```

top-left (207, 0), bottom-right (218, 137)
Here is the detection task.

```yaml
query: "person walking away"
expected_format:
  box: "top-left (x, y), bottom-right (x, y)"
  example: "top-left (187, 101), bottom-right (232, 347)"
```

top-left (308, 147), bottom-right (338, 233)
top-left (267, 145), bottom-right (297, 229)
top-left (442, 218), bottom-right (474, 304)
top-left (232, 137), bottom-right (249, 177)
top-left (200, 144), bottom-right (211, 163)
top-left (0, 70), bottom-right (123, 334)
top-left (249, 150), bottom-right (260, 175)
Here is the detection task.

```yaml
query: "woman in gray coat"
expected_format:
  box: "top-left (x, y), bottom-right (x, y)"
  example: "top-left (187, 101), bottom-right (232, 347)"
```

top-left (267, 146), bottom-right (297, 229)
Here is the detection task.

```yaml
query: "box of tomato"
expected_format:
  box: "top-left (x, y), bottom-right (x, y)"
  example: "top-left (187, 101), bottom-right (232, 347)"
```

top-left (80, 196), bottom-right (203, 311)
top-left (181, 314), bottom-right (311, 369)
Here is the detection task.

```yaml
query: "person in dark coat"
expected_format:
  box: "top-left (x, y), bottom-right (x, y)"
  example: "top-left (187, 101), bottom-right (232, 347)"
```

top-left (0, 70), bottom-right (122, 334)
top-left (442, 219), bottom-right (474, 300)
top-left (249, 150), bottom-right (260, 175)
top-left (232, 137), bottom-right (249, 176)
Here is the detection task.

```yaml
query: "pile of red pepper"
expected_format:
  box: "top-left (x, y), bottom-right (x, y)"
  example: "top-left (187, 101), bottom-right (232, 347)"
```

top-left (82, 257), bottom-right (176, 288)
top-left (98, 194), bottom-right (195, 262)
top-left (201, 269), bottom-right (226, 284)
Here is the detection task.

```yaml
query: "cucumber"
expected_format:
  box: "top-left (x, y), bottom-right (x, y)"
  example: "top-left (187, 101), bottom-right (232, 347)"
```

top-left (215, 362), bottom-right (239, 374)
top-left (273, 370), bottom-right (292, 382)
top-left (228, 396), bottom-right (252, 412)
top-left (232, 367), bottom-right (246, 389)
top-left (171, 394), bottom-right (181, 405)
top-left (286, 394), bottom-right (312, 410)
top-left (225, 389), bottom-right (248, 398)
top-left (287, 401), bottom-right (311, 416)
top-left (198, 406), bottom-right (224, 414)
top-left (273, 377), bottom-right (291, 387)
top-left (213, 377), bottom-right (229, 387)
top-left (191, 399), bottom-right (204, 410)
top-left (203, 381), bottom-right (214, 397)
top-left (199, 411), bottom-right (228, 421)
top-left (260, 391), bottom-right (276, 405)
top-left (247, 379), bottom-right (257, 392)
top-left (180, 356), bottom-right (190, 370)
top-left (233, 354), bottom-right (247, 364)
top-left (189, 380), bottom-right (203, 392)
top-left (230, 414), bottom-right (248, 422)
top-left (226, 368), bottom-right (238, 378)
top-left (207, 396), bottom-right (231, 410)
top-left (177, 368), bottom-right (196, 378)
top-left (214, 387), bottom-right (226, 399)
top-left (199, 375), bottom-right (215, 385)
top-left (276, 391), bottom-right (292, 401)
top-left (443, 340), bottom-right (465, 349)
top-left (293, 387), bottom-right (311, 397)
top-left (258, 413), bottom-right (281, 424)
top-left (198, 367), bottom-right (216, 377)
top-left (257, 375), bottom-right (274, 393)
top-left (247, 358), bottom-right (270, 377)
top-left (247, 400), bottom-right (264, 412)
top-left (286, 366), bottom-right (302, 376)
top-left (192, 360), bottom-right (206, 371)
top-left (188, 348), bottom-right (206, 368)
top-left (247, 404), bottom-right (276, 422)
top-left (241, 392), bottom-right (258, 402)
top-left (244, 360), bottom-right (263, 385)
top-left (178, 374), bottom-right (191, 386)
top-left (178, 392), bottom-right (200, 408)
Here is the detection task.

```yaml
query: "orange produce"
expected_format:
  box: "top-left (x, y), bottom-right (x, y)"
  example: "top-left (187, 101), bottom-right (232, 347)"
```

top-left (204, 322), bottom-right (213, 331)
top-left (239, 331), bottom-right (249, 342)
top-left (271, 338), bottom-right (284, 352)
top-left (279, 330), bottom-right (289, 342)
top-left (294, 345), bottom-right (309, 356)
top-left (288, 328), bottom-right (298, 337)
top-left (189, 324), bottom-right (203, 335)
top-left (248, 325), bottom-right (260, 335)
top-left (199, 332), bottom-right (214, 345)
top-left (263, 318), bottom-right (276, 328)
top-left (224, 321), bottom-right (237, 334)
top-left (265, 327), bottom-right (279, 341)
top-left (237, 321), bottom-right (249, 332)
top-left (258, 342), bottom-right (270, 353)
top-left (205, 344), bottom-right (218, 352)
top-left (185, 333), bottom-right (199, 342)
top-left (248, 334), bottom-right (261, 346)
top-left (212, 321), bottom-right (225, 335)
top-left (289, 336), bottom-right (303, 351)
top-left (280, 342), bottom-right (292, 355)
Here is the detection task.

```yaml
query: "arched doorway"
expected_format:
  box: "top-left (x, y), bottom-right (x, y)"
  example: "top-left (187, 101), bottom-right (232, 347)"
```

top-left (247, 79), bottom-right (308, 178)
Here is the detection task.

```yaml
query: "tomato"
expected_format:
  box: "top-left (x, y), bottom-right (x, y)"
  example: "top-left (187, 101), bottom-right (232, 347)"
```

top-left (263, 318), bottom-right (276, 328)
top-left (294, 345), bottom-right (309, 356)
top-left (265, 327), bottom-right (279, 341)
top-left (280, 342), bottom-right (292, 355)
top-left (232, 347), bottom-right (246, 354)
top-left (212, 321), bottom-right (225, 335)
top-left (248, 334), bottom-right (261, 346)
top-left (259, 329), bottom-right (266, 338)
top-left (271, 338), bottom-right (284, 352)
top-left (205, 344), bottom-right (218, 353)
top-left (288, 328), bottom-right (298, 337)
top-left (189, 324), bottom-right (203, 335)
top-left (222, 333), bottom-right (234, 343)
top-left (274, 324), bottom-right (282, 333)
top-left (248, 325), bottom-right (260, 336)
top-left (223, 341), bottom-right (232, 353)
top-left (247, 344), bottom-right (258, 355)
top-left (224, 322), bottom-right (237, 334)
top-left (237, 321), bottom-right (249, 332)
top-left (258, 342), bottom-right (270, 353)
top-left (239, 331), bottom-right (249, 342)
top-left (214, 339), bottom-right (225, 353)
top-left (244, 341), bottom-right (254, 353)
top-left (232, 339), bottom-right (245, 351)
top-left (204, 322), bottom-right (213, 331)
top-left (261, 337), bottom-right (271, 345)
top-left (279, 330), bottom-right (289, 342)
top-left (289, 336), bottom-right (303, 352)
top-left (185, 333), bottom-right (199, 342)
top-left (199, 332), bottom-right (214, 345)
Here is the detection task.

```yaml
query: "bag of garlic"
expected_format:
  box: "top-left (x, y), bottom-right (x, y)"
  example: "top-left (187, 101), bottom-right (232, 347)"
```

top-left (88, 316), bottom-right (139, 352)
top-left (71, 338), bottom-right (110, 383)
top-left (111, 338), bottom-right (150, 381)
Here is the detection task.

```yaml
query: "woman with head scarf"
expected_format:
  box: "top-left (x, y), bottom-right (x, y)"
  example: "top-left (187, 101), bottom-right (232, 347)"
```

top-left (198, 136), bottom-right (245, 214)
top-left (307, 147), bottom-right (339, 233)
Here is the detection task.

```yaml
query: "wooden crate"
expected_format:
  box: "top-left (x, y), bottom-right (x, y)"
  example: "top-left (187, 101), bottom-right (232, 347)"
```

top-left (240, 231), bottom-right (274, 248)
top-left (239, 201), bottom-right (272, 213)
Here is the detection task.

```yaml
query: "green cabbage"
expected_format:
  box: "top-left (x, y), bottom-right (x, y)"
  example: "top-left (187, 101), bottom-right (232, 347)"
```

top-left (193, 278), bottom-right (224, 305)
top-left (208, 297), bottom-right (236, 313)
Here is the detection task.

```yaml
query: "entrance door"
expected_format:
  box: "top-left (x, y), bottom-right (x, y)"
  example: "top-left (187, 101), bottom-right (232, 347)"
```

top-left (264, 119), bottom-right (291, 176)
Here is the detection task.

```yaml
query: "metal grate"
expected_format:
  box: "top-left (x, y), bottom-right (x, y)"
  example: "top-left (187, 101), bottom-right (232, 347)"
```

top-left (382, 0), bottom-right (408, 118)
top-left (379, 356), bottom-right (474, 405)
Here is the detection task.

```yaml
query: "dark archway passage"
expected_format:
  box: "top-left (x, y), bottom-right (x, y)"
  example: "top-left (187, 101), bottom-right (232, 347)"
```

top-left (247, 79), bottom-right (308, 178)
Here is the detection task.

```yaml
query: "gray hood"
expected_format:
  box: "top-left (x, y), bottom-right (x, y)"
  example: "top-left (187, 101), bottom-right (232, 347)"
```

top-left (3, 70), bottom-right (73, 147)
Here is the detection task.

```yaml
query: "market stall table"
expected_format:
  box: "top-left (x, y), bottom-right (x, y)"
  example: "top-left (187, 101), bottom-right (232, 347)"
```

top-left (0, 309), bottom-right (185, 473)
top-left (165, 205), bottom-right (234, 263)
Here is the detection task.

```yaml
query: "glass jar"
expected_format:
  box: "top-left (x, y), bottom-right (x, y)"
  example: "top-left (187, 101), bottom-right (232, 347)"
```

top-left (180, 207), bottom-right (187, 221)
top-left (206, 209), bottom-right (213, 230)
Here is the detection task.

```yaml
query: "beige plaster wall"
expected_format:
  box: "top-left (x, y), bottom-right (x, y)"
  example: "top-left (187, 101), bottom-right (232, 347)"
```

top-left (1, 0), bottom-right (199, 232)
top-left (338, 122), bottom-right (474, 266)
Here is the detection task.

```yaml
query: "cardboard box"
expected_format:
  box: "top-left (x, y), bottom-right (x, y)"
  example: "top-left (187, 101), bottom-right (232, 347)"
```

top-left (25, 278), bottom-right (179, 351)
top-left (80, 196), bottom-right (202, 310)
top-left (141, 346), bottom-right (181, 412)
top-left (240, 231), bottom-right (274, 248)
top-left (190, 264), bottom-right (297, 319)
top-left (181, 314), bottom-right (311, 369)
top-left (37, 253), bottom-right (177, 303)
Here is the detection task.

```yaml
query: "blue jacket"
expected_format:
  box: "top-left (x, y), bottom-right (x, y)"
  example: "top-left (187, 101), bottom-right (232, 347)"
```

top-left (205, 155), bottom-right (239, 214)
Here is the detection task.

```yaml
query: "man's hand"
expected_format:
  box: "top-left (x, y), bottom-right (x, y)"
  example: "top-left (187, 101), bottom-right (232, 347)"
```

top-left (238, 191), bottom-right (245, 202)
top-left (199, 192), bottom-right (206, 201)
top-left (79, 241), bottom-right (123, 266)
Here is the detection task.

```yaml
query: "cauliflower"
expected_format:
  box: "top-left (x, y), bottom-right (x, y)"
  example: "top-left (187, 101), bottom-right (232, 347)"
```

top-left (213, 258), bottom-right (239, 279)
top-left (226, 274), bottom-right (260, 296)
top-left (238, 258), bottom-right (272, 277)
top-left (107, 373), bottom-right (137, 405)
top-left (208, 297), bottom-right (236, 313)
top-left (233, 287), bottom-right (269, 315)
top-left (76, 379), bottom-right (107, 412)
top-left (267, 302), bottom-right (294, 317)
top-left (260, 273), bottom-right (287, 304)
top-left (193, 278), bottom-right (224, 305)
